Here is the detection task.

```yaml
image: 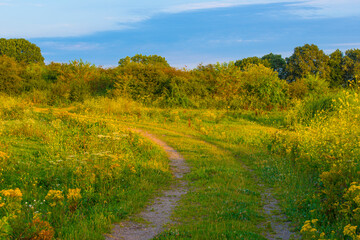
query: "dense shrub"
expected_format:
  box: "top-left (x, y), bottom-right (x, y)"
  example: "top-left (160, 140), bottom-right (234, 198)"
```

top-left (0, 55), bottom-right (24, 95)
top-left (214, 63), bottom-right (288, 110)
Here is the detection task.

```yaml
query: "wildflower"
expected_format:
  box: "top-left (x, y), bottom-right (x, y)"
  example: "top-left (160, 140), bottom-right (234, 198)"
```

top-left (45, 190), bottom-right (64, 207)
top-left (67, 188), bottom-right (82, 202)
top-left (28, 218), bottom-right (55, 240)
top-left (344, 224), bottom-right (358, 239)
top-left (111, 163), bottom-right (121, 169)
top-left (0, 196), bottom-right (4, 208)
top-left (1, 188), bottom-right (22, 200)
top-left (311, 219), bottom-right (318, 224)
top-left (301, 220), bottom-right (318, 238)
top-left (0, 151), bottom-right (8, 160)
top-left (128, 164), bottom-right (136, 173)
top-left (67, 188), bottom-right (82, 211)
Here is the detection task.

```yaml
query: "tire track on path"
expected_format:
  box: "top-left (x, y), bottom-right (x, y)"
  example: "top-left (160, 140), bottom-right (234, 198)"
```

top-left (105, 129), bottom-right (190, 240)
top-left (130, 124), bottom-right (299, 239)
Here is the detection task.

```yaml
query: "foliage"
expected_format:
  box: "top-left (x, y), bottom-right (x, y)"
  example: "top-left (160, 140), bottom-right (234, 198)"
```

top-left (235, 56), bottom-right (270, 70)
top-left (261, 53), bottom-right (287, 79)
top-left (48, 60), bottom-right (100, 104)
top-left (113, 62), bottom-right (171, 105)
top-left (240, 64), bottom-right (288, 110)
top-left (288, 74), bottom-right (329, 99)
top-left (329, 49), bottom-right (346, 87)
top-left (286, 44), bottom-right (330, 82)
top-left (344, 49), bottom-right (360, 85)
top-left (0, 38), bottom-right (44, 64)
top-left (214, 63), bottom-right (288, 110)
top-left (118, 54), bottom-right (170, 67)
top-left (0, 55), bottom-right (24, 95)
top-left (267, 89), bottom-right (360, 239)
top-left (214, 62), bottom-right (243, 107)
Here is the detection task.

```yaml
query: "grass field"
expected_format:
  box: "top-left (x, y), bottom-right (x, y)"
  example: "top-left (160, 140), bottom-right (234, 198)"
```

top-left (1, 93), bottom-right (360, 239)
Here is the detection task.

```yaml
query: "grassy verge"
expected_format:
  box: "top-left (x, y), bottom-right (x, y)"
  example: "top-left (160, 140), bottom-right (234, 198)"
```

top-left (0, 99), bottom-right (172, 239)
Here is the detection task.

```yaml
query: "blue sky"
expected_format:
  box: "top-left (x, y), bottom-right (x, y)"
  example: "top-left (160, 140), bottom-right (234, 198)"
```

top-left (1, 0), bottom-right (360, 68)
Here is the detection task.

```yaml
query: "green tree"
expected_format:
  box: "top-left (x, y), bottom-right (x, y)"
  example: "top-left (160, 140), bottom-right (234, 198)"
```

top-left (214, 63), bottom-right (288, 109)
top-left (234, 56), bottom-right (270, 70)
top-left (113, 62), bottom-right (170, 104)
top-left (48, 60), bottom-right (100, 103)
top-left (118, 54), bottom-right (170, 67)
top-left (215, 62), bottom-right (243, 104)
top-left (343, 49), bottom-right (360, 85)
top-left (262, 53), bottom-right (287, 79)
top-left (286, 44), bottom-right (330, 82)
top-left (329, 49), bottom-right (345, 87)
top-left (0, 55), bottom-right (23, 94)
top-left (0, 38), bottom-right (44, 64)
top-left (240, 64), bottom-right (288, 109)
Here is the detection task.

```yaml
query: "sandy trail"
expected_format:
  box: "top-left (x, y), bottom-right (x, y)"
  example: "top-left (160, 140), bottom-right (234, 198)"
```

top-left (105, 129), bottom-right (190, 240)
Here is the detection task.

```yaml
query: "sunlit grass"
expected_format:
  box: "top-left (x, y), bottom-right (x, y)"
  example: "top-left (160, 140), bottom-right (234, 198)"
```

top-left (0, 97), bottom-right (172, 239)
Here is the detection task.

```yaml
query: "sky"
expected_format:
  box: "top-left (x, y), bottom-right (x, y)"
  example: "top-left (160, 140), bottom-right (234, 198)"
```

top-left (1, 0), bottom-right (360, 68)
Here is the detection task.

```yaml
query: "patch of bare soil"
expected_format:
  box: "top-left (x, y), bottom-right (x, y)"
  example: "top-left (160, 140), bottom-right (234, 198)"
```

top-left (105, 129), bottom-right (190, 240)
top-left (262, 188), bottom-right (299, 240)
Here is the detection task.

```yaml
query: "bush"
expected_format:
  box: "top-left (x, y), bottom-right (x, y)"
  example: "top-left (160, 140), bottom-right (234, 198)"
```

top-left (0, 55), bottom-right (23, 95)
top-left (289, 74), bottom-right (329, 100)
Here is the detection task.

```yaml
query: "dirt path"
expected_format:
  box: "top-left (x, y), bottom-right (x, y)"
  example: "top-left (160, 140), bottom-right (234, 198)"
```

top-left (262, 188), bottom-right (298, 240)
top-left (129, 124), bottom-right (299, 239)
top-left (105, 129), bottom-right (190, 240)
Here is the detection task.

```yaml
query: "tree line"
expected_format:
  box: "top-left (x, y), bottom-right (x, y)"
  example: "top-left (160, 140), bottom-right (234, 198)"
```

top-left (0, 38), bottom-right (359, 109)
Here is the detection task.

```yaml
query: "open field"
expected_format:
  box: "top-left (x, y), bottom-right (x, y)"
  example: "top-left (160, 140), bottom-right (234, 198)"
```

top-left (1, 90), bottom-right (359, 239)
top-left (1, 43), bottom-right (360, 239)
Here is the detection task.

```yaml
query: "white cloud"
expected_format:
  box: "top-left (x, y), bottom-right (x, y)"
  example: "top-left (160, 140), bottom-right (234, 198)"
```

top-left (1, 0), bottom-right (359, 38)
top-left (209, 38), bottom-right (262, 44)
top-left (163, 0), bottom-right (297, 13)
top-left (327, 43), bottom-right (360, 47)
top-left (287, 0), bottom-right (360, 18)
top-left (41, 42), bottom-right (102, 51)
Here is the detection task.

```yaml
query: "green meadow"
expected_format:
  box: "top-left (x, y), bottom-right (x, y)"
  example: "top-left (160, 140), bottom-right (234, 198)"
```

top-left (0, 40), bottom-right (360, 239)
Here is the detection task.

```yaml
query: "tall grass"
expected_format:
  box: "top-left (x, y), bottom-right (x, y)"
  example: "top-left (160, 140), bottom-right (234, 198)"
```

top-left (264, 89), bottom-right (360, 239)
top-left (0, 96), bottom-right (171, 239)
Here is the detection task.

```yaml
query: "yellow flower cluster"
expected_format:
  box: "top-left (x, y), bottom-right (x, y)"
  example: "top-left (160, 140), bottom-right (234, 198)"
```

top-left (0, 151), bottom-right (8, 160)
top-left (300, 219), bottom-right (319, 239)
top-left (1, 188), bottom-right (22, 200)
top-left (45, 190), bottom-right (64, 207)
top-left (344, 224), bottom-right (360, 239)
top-left (67, 188), bottom-right (82, 202)
top-left (346, 182), bottom-right (360, 205)
top-left (67, 188), bottom-right (82, 211)
top-left (301, 219), bottom-right (318, 233)
top-left (0, 196), bottom-right (4, 207)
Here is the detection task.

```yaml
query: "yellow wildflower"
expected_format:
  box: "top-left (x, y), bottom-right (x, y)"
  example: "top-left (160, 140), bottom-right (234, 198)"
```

top-left (0, 151), bottom-right (8, 160)
top-left (311, 219), bottom-right (318, 224)
top-left (67, 188), bottom-right (82, 202)
top-left (67, 188), bottom-right (82, 211)
top-left (1, 188), bottom-right (22, 200)
top-left (344, 224), bottom-right (358, 239)
top-left (45, 190), bottom-right (64, 207)
top-left (45, 190), bottom-right (64, 202)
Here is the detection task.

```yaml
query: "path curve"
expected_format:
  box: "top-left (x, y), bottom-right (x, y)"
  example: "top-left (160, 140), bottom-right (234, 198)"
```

top-left (105, 129), bottom-right (190, 240)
